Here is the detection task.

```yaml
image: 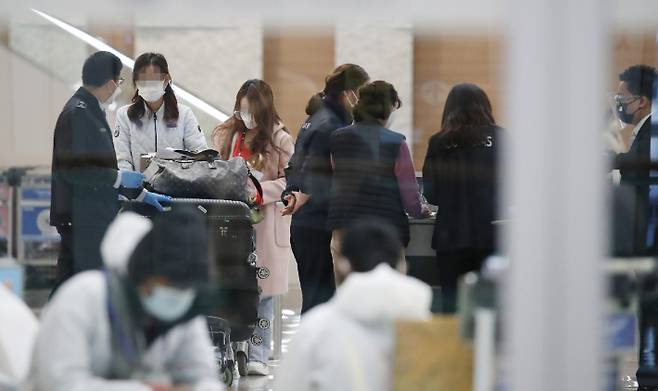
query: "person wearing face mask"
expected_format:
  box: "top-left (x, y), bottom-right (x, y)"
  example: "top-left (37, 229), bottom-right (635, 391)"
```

top-left (280, 64), bottom-right (370, 314)
top-left (610, 65), bottom-right (657, 255)
top-left (212, 79), bottom-right (294, 376)
top-left (613, 65), bottom-right (656, 178)
top-left (327, 81), bottom-right (431, 284)
top-left (609, 65), bottom-right (658, 391)
top-left (26, 207), bottom-right (224, 391)
top-left (50, 51), bottom-right (171, 295)
top-left (114, 52), bottom-right (208, 172)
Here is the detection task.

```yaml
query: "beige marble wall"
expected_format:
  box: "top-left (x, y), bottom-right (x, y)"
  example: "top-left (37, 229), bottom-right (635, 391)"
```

top-left (0, 45), bottom-right (72, 167)
top-left (335, 22), bottom-right (415, 156)
top-left (134, 25), bottom-right (263, 137)
top-left (9, 18), bottom-right (89, 88)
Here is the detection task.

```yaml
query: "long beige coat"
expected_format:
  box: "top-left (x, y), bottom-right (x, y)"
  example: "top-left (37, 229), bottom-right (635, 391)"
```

top-left (213, 123), bottom-right (294, 296)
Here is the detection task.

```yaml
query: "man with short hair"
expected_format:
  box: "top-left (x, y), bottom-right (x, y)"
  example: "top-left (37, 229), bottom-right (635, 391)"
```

top-left (50, 51), bottom-right (170, 293)
top-left (610, 65), bottom-right (657, 254)
top-left (611, 65), bottom-right (658, 391)
top-left (275, 220), bottom-right (432, 391)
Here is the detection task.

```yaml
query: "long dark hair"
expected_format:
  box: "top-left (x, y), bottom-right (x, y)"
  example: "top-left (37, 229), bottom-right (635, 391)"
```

top-left (212, 79), bottom-right (287, 168)
top-left (305, 63), bottom-right (370, 116)
top-left (441, 83), bottom-right (495, 134)
top-left (353, 80), bottom-right (402, 123)
top-left (127, 53), bottom-right (179, 126)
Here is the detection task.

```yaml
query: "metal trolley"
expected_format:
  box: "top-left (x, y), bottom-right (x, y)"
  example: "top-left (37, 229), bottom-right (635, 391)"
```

top-left (156, 198), bottom-right (270, 387)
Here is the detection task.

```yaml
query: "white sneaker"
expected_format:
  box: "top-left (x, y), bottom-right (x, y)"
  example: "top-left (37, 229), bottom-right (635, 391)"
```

top-left (247, 361), bottom-right (270, 376)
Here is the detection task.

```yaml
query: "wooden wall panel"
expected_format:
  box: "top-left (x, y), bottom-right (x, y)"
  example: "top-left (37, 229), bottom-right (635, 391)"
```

top-left (263, 28), bottom-right (334, 138)
top-left (412, 31), bottom-right (657, 169)
top-left (0, 16), bottom-right (8, 46)
top-left (413, 34), bottom-right (501, 168)
top-left (611, 32), bottom-right (657, 88)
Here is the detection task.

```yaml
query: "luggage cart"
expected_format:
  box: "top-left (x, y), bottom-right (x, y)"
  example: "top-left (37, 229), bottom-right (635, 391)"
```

top-left (16, 170), bottom-right (59, 288)
top-left (127, 198), bottom-right (266, 386)
top-left (0, 172), bottom-right (13, 259)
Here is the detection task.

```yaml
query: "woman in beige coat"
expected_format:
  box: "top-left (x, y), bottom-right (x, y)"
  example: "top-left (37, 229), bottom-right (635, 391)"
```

top-left (212, 79), bottom-right (294, 376)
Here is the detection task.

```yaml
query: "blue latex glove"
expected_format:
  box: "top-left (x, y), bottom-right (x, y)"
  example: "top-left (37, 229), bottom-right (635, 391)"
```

top-left (137, 190), bottom-right (172, 212)
top-left (115, 170), bottom-right (145, 189)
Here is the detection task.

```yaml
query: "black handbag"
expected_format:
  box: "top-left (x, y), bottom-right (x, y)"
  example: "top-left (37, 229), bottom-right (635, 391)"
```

top-left (142, 149), bottom-right (262, 204)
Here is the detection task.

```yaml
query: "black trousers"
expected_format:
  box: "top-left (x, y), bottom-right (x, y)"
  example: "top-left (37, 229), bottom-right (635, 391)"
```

top-left (50, 224), bottom-right (107, 297)
top-left (435, 248), bottom-right (491, 313)
top-left (291, 224), bottom-right (336, 314)
top-left (637, 283), bottom-right (658, 390)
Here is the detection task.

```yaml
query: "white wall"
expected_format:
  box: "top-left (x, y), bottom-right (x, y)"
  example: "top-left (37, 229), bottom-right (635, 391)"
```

top-left (134, 23), bottom-right (263, 137)
top-left (0, 45), bottom-right (72, 167)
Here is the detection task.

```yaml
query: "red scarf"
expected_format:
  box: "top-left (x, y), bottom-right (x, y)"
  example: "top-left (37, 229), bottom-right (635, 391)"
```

top-left (232, 131), bottom-right (263, 205)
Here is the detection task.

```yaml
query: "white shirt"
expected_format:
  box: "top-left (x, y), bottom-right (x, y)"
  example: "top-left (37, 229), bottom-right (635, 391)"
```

top-left (114, 102), bottom-right (208, 171)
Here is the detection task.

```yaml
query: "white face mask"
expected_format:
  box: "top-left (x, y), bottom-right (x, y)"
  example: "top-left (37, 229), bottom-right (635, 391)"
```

top-left (240, 111), bottom-right (258, 130)
top-left (140, 285), bottom-right (196, 322)
top-left (137, 80), bottom-right (167, 102)
top-left (102, 81), bottom-right (122, 110)
top-left (345, 90), bottom-right (359, 108)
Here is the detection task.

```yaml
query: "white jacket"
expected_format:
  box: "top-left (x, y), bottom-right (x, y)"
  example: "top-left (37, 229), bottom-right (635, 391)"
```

top-left (114, 102), bottom-right (208, 171)
top-left (274, 264), bottom-right (432, 391)
top-left (0, 284), bottom-right (39, 389)
top-left (25, 213), bottom-right (223, 391)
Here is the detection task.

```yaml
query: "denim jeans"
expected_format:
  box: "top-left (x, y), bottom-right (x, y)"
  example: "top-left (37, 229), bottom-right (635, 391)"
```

top-left (249, 296), bottom-right (274, 364)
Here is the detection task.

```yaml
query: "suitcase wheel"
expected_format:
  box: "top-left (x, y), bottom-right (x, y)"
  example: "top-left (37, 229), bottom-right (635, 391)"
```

top-left (250, 334), bottom-right (263, 346)
top-left (257, 267), bottom-right (270, 279)
top-left (258, 318), bottom-right (271, 330)
top-left (248, 252), bottom-right (258, 267)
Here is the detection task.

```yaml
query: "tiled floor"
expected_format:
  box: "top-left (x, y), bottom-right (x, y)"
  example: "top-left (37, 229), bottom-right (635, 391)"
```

top-left (228, 282), bottom-right (302, 391)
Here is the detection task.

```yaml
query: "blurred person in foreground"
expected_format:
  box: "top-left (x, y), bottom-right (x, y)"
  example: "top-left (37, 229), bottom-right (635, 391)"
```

top-left (26, 207), bottom-right (223, 391)
top-left (275, 220), bottom-right (431, 391)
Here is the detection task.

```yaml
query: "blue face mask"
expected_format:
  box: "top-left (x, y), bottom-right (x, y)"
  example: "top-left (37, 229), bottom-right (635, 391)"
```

top-left (140, 285), bottom-right (196, 322)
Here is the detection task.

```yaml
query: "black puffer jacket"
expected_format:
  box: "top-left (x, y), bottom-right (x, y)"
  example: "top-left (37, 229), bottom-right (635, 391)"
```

top-left (283, 98), bottom-right (351, 229)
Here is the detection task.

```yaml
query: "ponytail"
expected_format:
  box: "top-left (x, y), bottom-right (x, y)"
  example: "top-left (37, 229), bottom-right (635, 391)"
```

top-left (322, 64), bottom-right (369, 102)
top-left (128, 52), bottom-right (179, 126)
top-left (305, 92), bottom-right (324, 116)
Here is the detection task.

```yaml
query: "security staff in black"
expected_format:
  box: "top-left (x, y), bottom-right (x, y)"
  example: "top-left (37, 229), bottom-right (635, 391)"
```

top-left (50, 51), bottom-right (170, 295)
top-left (281, 64), bottom-right (369, 314)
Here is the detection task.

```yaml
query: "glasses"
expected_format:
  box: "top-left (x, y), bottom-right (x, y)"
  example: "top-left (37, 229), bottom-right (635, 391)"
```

top-left (613, 93), bottom-right (640, 105)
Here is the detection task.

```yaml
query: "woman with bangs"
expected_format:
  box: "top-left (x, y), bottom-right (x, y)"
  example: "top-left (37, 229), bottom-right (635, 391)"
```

top-left (212, 79), bottom-right (294, 377)
top-left (114, 52), bottom-right (208, 172)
